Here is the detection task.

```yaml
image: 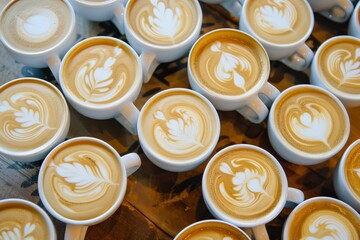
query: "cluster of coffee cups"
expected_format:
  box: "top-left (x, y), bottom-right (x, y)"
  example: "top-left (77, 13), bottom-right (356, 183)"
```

top-left (0, 0), bottom-right (360, 239)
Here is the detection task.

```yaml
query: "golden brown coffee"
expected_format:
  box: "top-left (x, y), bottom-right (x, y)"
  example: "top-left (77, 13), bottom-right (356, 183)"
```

top-left (41, 139), bottom-right (123, 220)
top-left (139, 89), bottom-right (218, 161)
top-left (61, 38), bottom-right (139, 105)
top-left (176, 221), bottom-right (249, 240)
top-left (126, 0), bottom-right (199, 46)
top-left (205, 146), bottom-right (283, 222)
top-left (318, 37), bottom-right (360, 94)
top-left (189, 29), bottom-right (269, 96)
top-left (0, 78), bottom-right (68, 153)
top-left (245, 0), bottom-right (312, 44)
top-left (0, 0), bottom-right (72, 52)
top-left (0, 202), bottom-right (50, 240)
top-left (286, 199), bottom-right (360, 239)
top-left (273, 86), bottom-right (348, 154)
top-left (345, 141), bottom-right (360, 200)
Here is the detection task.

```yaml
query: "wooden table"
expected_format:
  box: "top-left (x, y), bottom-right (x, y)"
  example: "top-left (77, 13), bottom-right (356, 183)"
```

top-left (1, 1), bottom-right (359, 239)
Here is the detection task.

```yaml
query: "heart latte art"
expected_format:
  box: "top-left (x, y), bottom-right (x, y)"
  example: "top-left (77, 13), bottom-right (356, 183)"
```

top-left (205, 147), bottom-right (282, 222)
top-left (41, 139), bottom-right (123, 220)
top-left (126, 0), bottom-right (198, 46)
top-left (274, 87), bottom-right (348, 154)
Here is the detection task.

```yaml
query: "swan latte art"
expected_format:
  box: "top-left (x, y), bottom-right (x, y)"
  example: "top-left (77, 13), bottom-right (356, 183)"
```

top-left (273, 86), bottom-right (348, 154)
top-left (205, 146), bottom-right (283, 222)
top-left (0, 0), bottom-right (72, 52)
top-left (126, 0), bottom-right (199, 46)
top-left (41, 139), bottom-right (123, 220)
top-left (245, 0), bottom-right (312, 44)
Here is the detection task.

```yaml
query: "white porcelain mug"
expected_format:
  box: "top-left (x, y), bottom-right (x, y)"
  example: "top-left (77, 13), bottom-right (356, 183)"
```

top-left (38, 137), bottom-right (141, 240)
top-left (307, 0), bottom-right (354, 23)
top-left (349, 1), bottom-right (360, 38)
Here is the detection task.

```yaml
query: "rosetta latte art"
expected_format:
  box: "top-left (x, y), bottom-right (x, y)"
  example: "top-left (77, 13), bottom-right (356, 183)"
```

top-left (0, 223), bottom-right (36, 240)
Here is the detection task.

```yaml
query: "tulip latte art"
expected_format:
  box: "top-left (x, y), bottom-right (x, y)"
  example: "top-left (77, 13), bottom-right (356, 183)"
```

top-left (245, 0), bottom-right (311, 44)
top-left (127, 0), bottom-right (198, 46)
top-left (42, 140), bottom-right (122, 220)
top-left (206, 148), bottom-right (282, 221)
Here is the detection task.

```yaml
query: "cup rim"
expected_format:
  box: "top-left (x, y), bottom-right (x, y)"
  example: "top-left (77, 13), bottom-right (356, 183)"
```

top-left (137, 87), bottom-right (221, 169)
top-left (312, 35), bottom-right (360, 101)
top-left (202, 144), bottom-right (288, 228)
top-left (37, 136), bottom-right (128, 226)
top-left (59, 36), bottom-right (143, 110)
top-left (124, 0), bottom-right (203, 50)
top-left (0, 0), bottom-right (76, 56)
top-left (282, 196), bottom-right (360, 239)
top-left (268, 84), bottom-right (350, 160)
top-left (0, 198), bottom-right (57, 240)
top-left (241, 0), bottom-right (315, 48)
top-left (187, 28), bottom-right (271, 101)
top-left (71, 0), bottom-right (119, 6)
top-left (174, 219), bottom-right (251, 240)
top-left (0, 77), bottom-right (70, 160)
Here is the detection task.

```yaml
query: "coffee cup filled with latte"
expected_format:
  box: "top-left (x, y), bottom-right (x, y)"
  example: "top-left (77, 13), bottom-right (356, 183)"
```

top-left (137, 88), bottom-right (220, 172)
top-left (268, 85), bottom-right (350, 165)
top-left (174, 219), bottom-right (251, 240)
top-left (0, 0), bottom-right (77, 80)
top-left (282, 197), bottom-right (360, 240)
top-left (67, 0), bottom-right (127, 33)
top-left (202, 144), bottom-right (304, 240)
top-left (307, 0), bottom-right (354, 23)
top-left (59, 36), bottom-right (142, 135)
top-left (310, 36), bottom-right (360, 108)
top-left (188, 28), bottom-right (280, 124)
top-left (236, 0), bottom-right (314, 71)
top-left (349, 1), bottom-right (360, 38)
top-left (38, 136), bottom-right (141, 240)
top-left (0, 78), bottom-right (70, 162)
top-left (334, 139), bottom-right (360, 211)
top-left (0, 198), bottom-right (57, 240)
top-left (123, 0), bottom-right (203, 83)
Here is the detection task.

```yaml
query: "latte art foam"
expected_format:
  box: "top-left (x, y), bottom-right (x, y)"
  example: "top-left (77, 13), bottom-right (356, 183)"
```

top-left (0, 0), bottom-right (72, 52)
top-left (206, 148), bottom-right (282, 222)
top-left (0, 79), bottom-right (67, 153)
top-left (345, 141), bottom-right (360, 200)
top-left (127, 0), bottom-right (198, 46)
top-left (42, 140), bottom-right (122, 220)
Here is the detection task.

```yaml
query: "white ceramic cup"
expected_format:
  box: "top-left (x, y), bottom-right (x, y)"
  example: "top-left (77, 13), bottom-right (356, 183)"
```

top-left (237, 0), bottom-right (314, 71)
top-left (199, 0), bottom-right (243, 18)
top-left (56, 36), bottom-right (143, 135)
top-left (67, 0), bottom-right (127, 33)
top-left (0, 77), bottom-right (70, 162)
top-left (349, 1), bottom-right (360, 38)
top-left (0, 0), bottom-right (77, 80)
top-left (202, 144), bottom-right (304, 240)
top-left (38, 136), bottom-right (141, 240)
top-left (334, 139), bottom-right (360, 211)
top-left (137, 88), bottom-right (220, 172)
top-left (123, 0), bottom-right (203, 83)
top-left (188, 28), bottom-right (280, 124)
top-left (0, 198), bottom-right (57, 240)
top-left (310, 35), bottom-right (360, 108)
top-left (308, 0), bottom-right (354, 23)
top-left (268, 85), bottom-right (350, 165)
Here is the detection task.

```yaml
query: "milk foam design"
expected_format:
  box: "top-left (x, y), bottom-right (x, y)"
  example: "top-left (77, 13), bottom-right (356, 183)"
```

top-left (354, 168), bottom-right (360, 177)
top-left (0, 93), bottom-right (53, 143)
top-left (210, 42), bottom-right (251, 91)
top-left (153, 109), bottom-right (204, 155)
top-left (75, 47), bottom-right (125, 103)
top-left (219, 160), bottom-right (272, 207)
top-left (0, 223), bottom-right (35, 240)
top-left (254, 0), bottom-right (297, 34)
top-left (328, 48), bottom-right (360, 87)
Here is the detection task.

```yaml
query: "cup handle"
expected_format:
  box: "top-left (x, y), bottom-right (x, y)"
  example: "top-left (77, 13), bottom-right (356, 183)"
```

top-left (111, 4), bottom-right (125, 34)
top-left (252, 224), bottom-right (269, 240)
top-left (65, 224), bottom-right (88, 240)
top-left (121, 152), bottom-right (141, 176)
top-left (236, 97), bottom-right (268, 124)
top-left (258, 82), bottom-right (280, 108)
top-left (115, 102), bottom-right (140, 135)
top-left (285, 187), bottom-right (305, 208)
top-left (47, 55), bottom-right (62, 83)
top-left (140, 53), bottom-right (160, 83)
top-left (280, 44), bottom-right (314, 71)
top-left (220, 0), bottom-right (243, 18)
top-left (319, 0), bottom-right (354, 23)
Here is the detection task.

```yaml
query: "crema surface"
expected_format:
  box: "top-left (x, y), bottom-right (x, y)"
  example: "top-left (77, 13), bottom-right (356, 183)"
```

top-left (345, 141), bottom-right (360, 200)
